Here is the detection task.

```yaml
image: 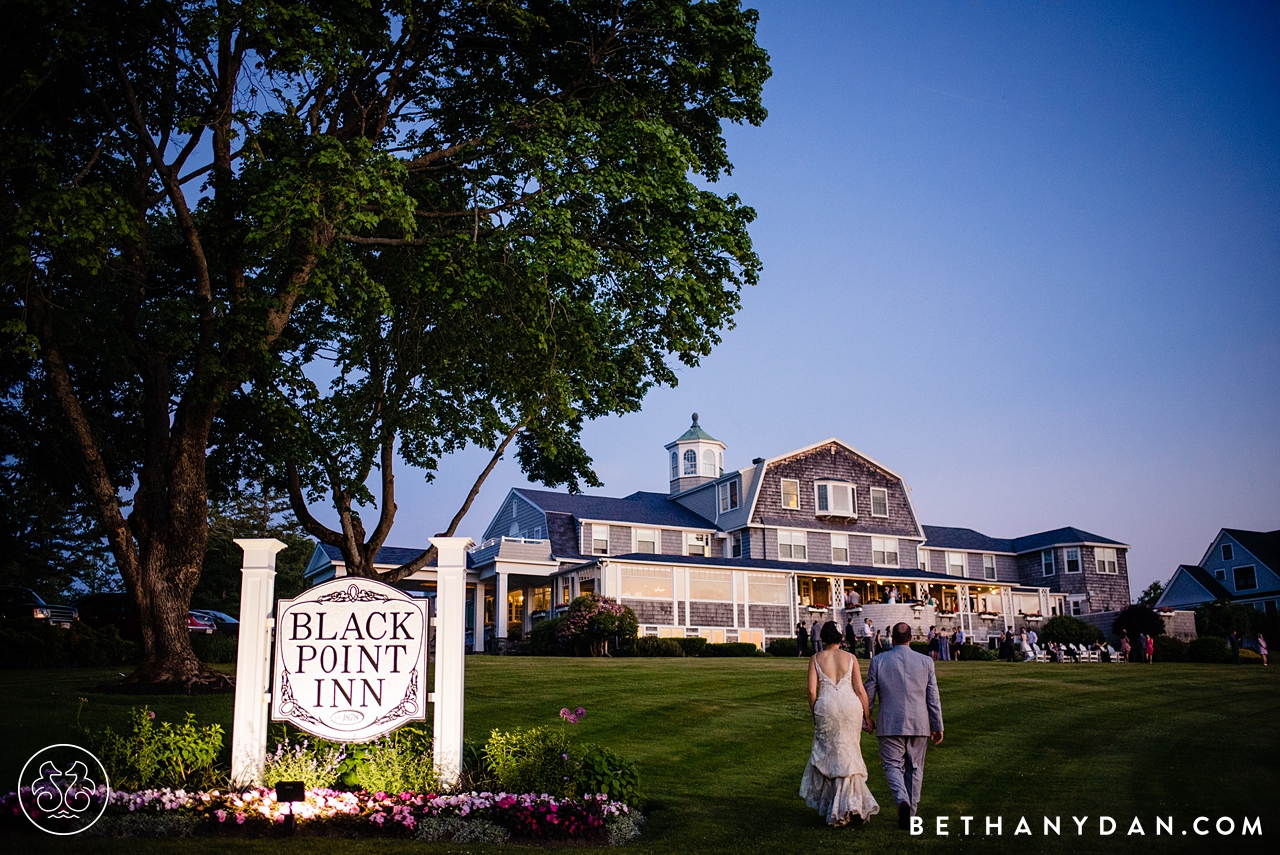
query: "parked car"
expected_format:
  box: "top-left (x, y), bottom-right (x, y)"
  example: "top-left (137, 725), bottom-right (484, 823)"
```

top-left (191, 609), bottom-right (240, 637)
top-left (74, 592), bottom-right (219, 639)
top-left (0, 586), bottom-right (78, 628)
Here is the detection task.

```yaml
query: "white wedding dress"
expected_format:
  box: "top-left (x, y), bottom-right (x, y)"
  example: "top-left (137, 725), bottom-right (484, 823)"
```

top-left (799, 652), bottom-right (880, 826)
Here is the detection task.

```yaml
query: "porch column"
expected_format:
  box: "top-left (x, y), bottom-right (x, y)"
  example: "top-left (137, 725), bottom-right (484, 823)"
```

top-left (496, 572), bottom-right (509, 640)
top-left (522, 586), bottom-right (533, 635)
top-left (473, 581), bottom-right (485, 653)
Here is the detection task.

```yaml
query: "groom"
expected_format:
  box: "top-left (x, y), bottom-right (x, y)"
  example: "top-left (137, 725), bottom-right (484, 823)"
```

top-left (862, 622), bottom-right (944, 830)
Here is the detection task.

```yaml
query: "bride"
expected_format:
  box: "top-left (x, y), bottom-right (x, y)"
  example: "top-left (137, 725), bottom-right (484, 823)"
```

top-left (800, 621), bottom-right (880, 827)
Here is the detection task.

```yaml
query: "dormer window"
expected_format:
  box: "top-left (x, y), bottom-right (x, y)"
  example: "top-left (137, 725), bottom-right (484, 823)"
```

top-left (719, 479), bottom-right (740, 512)
top-left (870, 487), bottom-right (889, 518)
top-left (781, 479), bottom-right (800, 509)
top-left (814, 481), bottom-right (856, 518)
top-left (1222, 543), bottom-right (1233, 561)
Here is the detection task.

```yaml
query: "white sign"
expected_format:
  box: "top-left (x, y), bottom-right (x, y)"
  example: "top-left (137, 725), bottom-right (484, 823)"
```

top-left (272, 577), bottom-right (428, 742)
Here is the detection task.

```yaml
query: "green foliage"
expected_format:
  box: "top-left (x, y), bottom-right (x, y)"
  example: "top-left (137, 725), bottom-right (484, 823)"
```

top-left (633, 637), bottom-right (684, 657)
top-left (189, 632), bottom-right (237, 664)
top-left (674, 636), bottom-right (709, 657)
top-left (414, 816), bottom-right (511, 844)
top-left (1112, 605), bottom-right (1165, 643)
top-left (703, 642), bottom-right (761, 657)
top-left (908, 641), bottom-right (930, 655)
top-left (1136, 581), bottom-right (1165, 607)
top-left (1188, 636), bottom-right (1230, 664)
top-left (1195, 599), bottom-right (1261, 639)
top-left (0, 619), bottom-right (137, 668)
top-left (356, 726), bottom-right (439, 795)
top-left (1039, 615), bottom-right (1106, 646)
top-left (957, 643), bottom-right (997, 661)
top-left (483, 726), bottom-right (579, 798)
top-left (529, 617), bottom-right (566, 656)
top-left (90, 707), bottom-right (224, 791)
top-left (558, 595), bottom-right (639, 655)
top-left (1239, 649), bottom-right (1263, 664)
top-left (766, 638), bottom-right (798, 657)
top-left (575, 745), bottom-right (642, 805)
top-left (1152, 636), bottom-right (1188, 662)
top-left (262, 738), bottom-right (347, 790)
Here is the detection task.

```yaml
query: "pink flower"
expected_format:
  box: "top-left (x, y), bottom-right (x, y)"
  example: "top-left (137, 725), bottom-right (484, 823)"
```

top-left (575, 707), bottom-right (586, 718)
top-left (147, 710), bottom-right (156, 720)
top-left (235, 812), bottom-right (246, 825)
top-left (215, 809), bottom-right (227, 823)
top-left (559, 707), bottom-right (571, 719)
top-left (566, 713), bottom-right (578, 723)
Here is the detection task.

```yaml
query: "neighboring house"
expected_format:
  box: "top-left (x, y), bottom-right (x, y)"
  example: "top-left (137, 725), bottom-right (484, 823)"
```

top-left (464, 416), bottom-right (1131, 651)
top-left (1156, 528), bottom-right (1280, 614)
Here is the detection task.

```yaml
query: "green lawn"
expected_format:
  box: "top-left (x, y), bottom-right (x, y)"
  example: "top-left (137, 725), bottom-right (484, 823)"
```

top-left (3, 658), bottom-right (1277, 854)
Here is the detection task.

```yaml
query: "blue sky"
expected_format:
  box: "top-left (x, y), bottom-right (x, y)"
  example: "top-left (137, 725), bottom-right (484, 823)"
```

top-left (357, 1), bottom-right (1280, 597)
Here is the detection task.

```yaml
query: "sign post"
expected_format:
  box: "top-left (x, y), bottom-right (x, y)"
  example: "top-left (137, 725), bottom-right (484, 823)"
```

top-left (230, 538), bottom-right (287, 788)
top-left (431, 536), bottom-right (473, 789)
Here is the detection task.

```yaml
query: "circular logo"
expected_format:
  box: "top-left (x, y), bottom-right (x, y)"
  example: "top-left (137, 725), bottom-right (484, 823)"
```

top-left (17, 744), bottom-right (111, 835)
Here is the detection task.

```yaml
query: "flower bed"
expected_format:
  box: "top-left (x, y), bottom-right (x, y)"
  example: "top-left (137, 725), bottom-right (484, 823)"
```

top-left (2, 786), bottom-right (639, 843)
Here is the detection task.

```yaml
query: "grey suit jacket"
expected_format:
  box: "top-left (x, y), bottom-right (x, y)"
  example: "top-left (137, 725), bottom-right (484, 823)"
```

top-left (863, 643), bottom-right (944, 736)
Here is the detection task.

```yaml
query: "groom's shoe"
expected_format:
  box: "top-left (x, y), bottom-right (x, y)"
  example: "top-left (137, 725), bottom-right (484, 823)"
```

top-left (898, 802), bottom-right (911, 830)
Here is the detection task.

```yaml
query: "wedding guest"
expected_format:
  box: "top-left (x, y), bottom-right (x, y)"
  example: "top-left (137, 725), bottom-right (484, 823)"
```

top-left (927, 626), bottom-right (939, 661)
top-left (938, 629), bottom-right (950, 662)
top-left (1257, 633), bottom-right (1268, 666)
top-left (863, 618), bottom-right (875, 658)
top-left (1145, 633), bottom-right (1154, 664)
top-left (811, 621), bottom-right (822, 655)
top-left (797, 622), bottom-right (809, 658)
top-left (1120, 630), bottom-right (1131, 663)
top-left (874, 629), bottom-right (886, 655)
top-left (845, 619), bottom-right (858, 652)
top-left (1229, 630), bottom-right (1242, 664)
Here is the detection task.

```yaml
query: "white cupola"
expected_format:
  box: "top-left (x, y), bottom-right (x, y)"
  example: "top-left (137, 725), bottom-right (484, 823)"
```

top-left (665, 413), bottom-right (726, 495)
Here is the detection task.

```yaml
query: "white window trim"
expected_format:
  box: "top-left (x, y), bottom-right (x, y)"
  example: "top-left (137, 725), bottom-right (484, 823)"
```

top-left (869, 486), bottom-right (890, 518)
top-left (1095, 547), bottom-right (1119, 575)
top-left (730, 530), bottom-right (744, 559)
top-left (780, 478), bottom-right (801, 510)
top-left (1042, 549), bottom-right (1056, 577)
top-left (919, 548), bottom-right (930, 572)
top-left (1222, 543), bottom-right (1234, 561)
top-left (1234, 565), bottom-right (1258, 591)
top-left (813, 480), bottom-right (857, 518)
top-left (946, 551), bottom-right (967, 578)
top-left (871, 536), bottom-right (899, 568)
top-left (1065, 547), bottom-right (1081, 574)
top-left (983, 554), bottom-right (996, 580)
top-left (776, 528), bottom-right (808, 562)
top-left (684, 531), bottom-right (711, 557)
top-left (633, 528), bottom-right (659, 555)
top-left (719, 478), bottom-right (741, 512)
top-left (830, 533), bottom-right (849, 565)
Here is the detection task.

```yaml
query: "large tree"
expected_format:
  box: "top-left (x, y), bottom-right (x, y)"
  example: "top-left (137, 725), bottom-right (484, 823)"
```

top-left (1, 0), bottom-right (768, 689)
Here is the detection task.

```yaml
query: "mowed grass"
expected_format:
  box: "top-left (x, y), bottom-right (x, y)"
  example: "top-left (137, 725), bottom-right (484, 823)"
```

top-left (2, 658), bottom-right (1277, 854)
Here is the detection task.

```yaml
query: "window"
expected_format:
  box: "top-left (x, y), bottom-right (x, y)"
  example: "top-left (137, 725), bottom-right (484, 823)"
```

top-left (635, 528), bottom-right (658, 554)
top-left (1222, 543), bottom-right (1234, 561)
top-left (1070, 597), bottom-right (1084, 616)
top-left (689, 569), bottom-right (732, 601)
top-left (620, 565), bottom-right (672, 598)
top-left (814, 481), bottom-right (855, 517)
top-left (872, 537), bottom-right (899, 567)
top-left (730, 531), bottom-right (743, 558)
top-left (1066, 548), bottom-right (1081, 574)
top-left (531, 526), bottom-right (542, 540)
top-left (983, 554), bottom-right (996, 580)
top-left (592, 526), bottom-right (609, 555)
top-left (831, 533), bottom-right (849, 564)
top-left (719, 479), bottom-right (740, 512)
top-left (1042, 550), bottom-right (1055, 577)
top-left (561, 580), bottom-right (572, 605)
top-left (670, 451), bottom-right (678, 480)
top-left (1096, 548), bottom-right (1118, 574)
top-left (1235, 566), bottom-right (1257, 591)
top-left (531, 586), bottom-right (551, 613)
top-left (747, 573), bottom-right (789, 605)
top-left (870, 487), bottom-right (889, 518)
top-left (685, 532), bottom-right (710, 557)
top-left (702, 450), bottom-right (717, 477)
top-left (683, 449), bottom-right (697, 476)
top-left (781, 479), bottom-right (800, 509)
top-left (1215, 569), bottom-right (1226, 580)
top-left (777, 530), bottom-right (807, 561)
top-left (947, 551), bottom-right (966, 577)
top-left (919, 549), bottom-right (929, 572)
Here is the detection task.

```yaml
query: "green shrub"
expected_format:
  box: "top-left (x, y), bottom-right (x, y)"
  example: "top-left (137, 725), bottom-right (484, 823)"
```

top-left (1239, 649), bottom-right (1263, 665)
top-left (1152, 636), bottom-right (1188, 663)
top-left (957, 643), bottom-right (996, 661)
top-left (0, 619), bottom-right (137, 668)
top-left (1112, 605), bottom-right (1164, 644)
top-left (557, 595), bottom-right (639, 656)
top-left (262, 737), bottom-right (347, 790)
top-left (674, 636), bottom-right (708, 657)
top-left (483, 726), bottom-right (577, 797)
top-left (1188, 636), bottom-right (1230, 663)
top-left (766, 638), bottom-right (798, 657)
top-left (1040, 615), bottom-right (1105, 646)
top-left (190, 632), bottom-right (237, 664)
top-left (575, 745), bottom-right (642, 805)
top-left (633, 637), bottom-right (684, 657)
top-left (356, 725), bottom-right (438, 795)
top-left (703, 642), bottom-right (759, 657)
top-left (909, 641), bottom-right (930, 655)
top-left (90, 707), bottom-right (225, 791)
top-left (529, 617), bottom-right (566, 656)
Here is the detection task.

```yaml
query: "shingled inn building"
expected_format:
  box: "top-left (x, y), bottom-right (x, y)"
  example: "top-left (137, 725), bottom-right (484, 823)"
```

top-left (304, 416), bottom-right (1133, 653)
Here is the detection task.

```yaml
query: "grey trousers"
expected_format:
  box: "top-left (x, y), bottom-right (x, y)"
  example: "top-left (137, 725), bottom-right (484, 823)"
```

top-left (877, 735), bottom-right (928, 811)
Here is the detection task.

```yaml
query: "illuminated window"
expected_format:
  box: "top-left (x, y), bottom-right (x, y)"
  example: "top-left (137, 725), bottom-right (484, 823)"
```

top-left (781, 479), bottom-right (800, 509)
top-left (620, 565), bottom-right (672, 598)
top-left (689, 569), bottom-right (732, 601)
top-left (747, 573), bottom-right (789, 605)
